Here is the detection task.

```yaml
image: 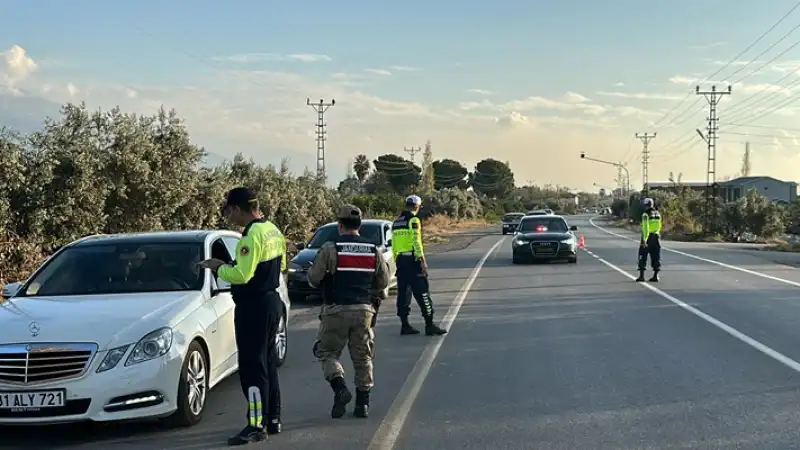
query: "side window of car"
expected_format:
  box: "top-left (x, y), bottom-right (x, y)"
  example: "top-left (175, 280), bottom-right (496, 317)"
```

top-left (384, 224), bottom-right (392, 247)
top-left (222, 237), bottom-right (240, 260)
top-left (211, 238), bottom-right (236, 290)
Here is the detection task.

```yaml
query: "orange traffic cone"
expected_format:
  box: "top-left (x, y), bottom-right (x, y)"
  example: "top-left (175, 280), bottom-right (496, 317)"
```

top-left (578, 234), bottom-right (585, 248)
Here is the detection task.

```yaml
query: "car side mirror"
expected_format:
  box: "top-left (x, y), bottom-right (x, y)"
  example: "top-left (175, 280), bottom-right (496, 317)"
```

top-left (211, 277), bottom-right (231, 297)
top-left (570, 226), bottom-right (578, 231)
top-left (2, 282), bottom-right (22, 299)
top-left (386, 239), bottom-right (392, 247)
top-left (296, 242), bottom-right (306, 250)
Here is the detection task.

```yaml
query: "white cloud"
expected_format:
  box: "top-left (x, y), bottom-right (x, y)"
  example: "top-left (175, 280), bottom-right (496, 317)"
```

top-left (66, 83), bottom-right (79, 97)
top-left (467, 89), bottom-right (492, 95)
top-left (564, 91), bottom-right (590, 103)
top-left (614, 82), bottom-right (625, 87)
top-left (2, 45), bottom-right (38, 93)
top-left (388, 65), bottom-right (421, 72)
top-left (595, 91), bottom-right (683, 100)
top-left (210, 53), bottom-right (332, 63)
top-left (364, 68), bottom-right (392, 76)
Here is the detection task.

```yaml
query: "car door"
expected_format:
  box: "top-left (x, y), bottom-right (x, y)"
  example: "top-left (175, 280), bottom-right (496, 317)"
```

top-left (382, 223), bottom-right (396, 283)
top-left (209, 237), bottom-right (239, 374)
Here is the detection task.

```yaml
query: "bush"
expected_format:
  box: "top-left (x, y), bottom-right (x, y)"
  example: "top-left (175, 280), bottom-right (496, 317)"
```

top-left (625, 186), bottom-right (787, 242)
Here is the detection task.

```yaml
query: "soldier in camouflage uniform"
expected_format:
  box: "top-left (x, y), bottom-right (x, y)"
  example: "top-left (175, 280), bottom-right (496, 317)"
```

top-left (307, 205), bottom-right (391, 419)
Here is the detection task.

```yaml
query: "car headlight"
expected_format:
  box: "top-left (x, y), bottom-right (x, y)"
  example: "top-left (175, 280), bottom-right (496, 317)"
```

top-left (513, 239), bottom-right (525, 246)
top-left (560, 237), bottom-right (575, 244)
top-left (96, 345), bottom-right (130, 373)
top-left (125, 327), bottom-right (173, 366)
top-left (288, 262), bottom-right (302, 273)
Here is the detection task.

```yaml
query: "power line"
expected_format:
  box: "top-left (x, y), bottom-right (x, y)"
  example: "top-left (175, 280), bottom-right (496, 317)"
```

top-left (635, 133), bottom-right (656, 192)
top-left (651, 2), bottom-right (800, 132)
top-left (696, 85), bottom-right (732, 233)
top-left (306, 98), bottom-right (335, 178)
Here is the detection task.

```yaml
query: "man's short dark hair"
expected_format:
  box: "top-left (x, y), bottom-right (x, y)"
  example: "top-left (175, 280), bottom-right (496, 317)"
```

top-left (339, 217), bottom-right (362, 230)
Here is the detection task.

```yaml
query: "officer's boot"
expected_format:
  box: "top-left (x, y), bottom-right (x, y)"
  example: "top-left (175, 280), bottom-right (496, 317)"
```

top-left (328, 376), bottom-right (352, 419)
top-left (400, 316), bottom-right (420, 335)
top-left (649, 270), bottom-right (659, 282)
top-left (266, 418), bottom-right (282, 435)
top-left (354, 389), bottom-right (370, 418)
top-left (635, 270), bottom-right (646, 282)
top-left (424, 317), bottom-right (448, 336)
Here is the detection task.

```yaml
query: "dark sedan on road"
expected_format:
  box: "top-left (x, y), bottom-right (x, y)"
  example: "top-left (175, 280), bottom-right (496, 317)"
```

top-left (286, 219), bottom-right (397, 302)
top-left (502, 212), bottom-right (525, 234)
top-left (511, 215), bottom-right (578, 264)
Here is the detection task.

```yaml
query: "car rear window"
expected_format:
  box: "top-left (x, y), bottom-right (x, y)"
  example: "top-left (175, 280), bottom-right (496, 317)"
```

top-left (503, 214), bottom-right (524, 221)
top-left (518, 218), bottom-right (568, 232)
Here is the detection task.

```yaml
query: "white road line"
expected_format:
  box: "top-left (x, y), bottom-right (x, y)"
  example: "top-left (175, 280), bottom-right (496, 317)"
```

top-left (589, 216), bottom-right (800, 289)
top-left (367, 237), bottom-right (506, 450)
top-left (593, 252), bottom-right (800, 374)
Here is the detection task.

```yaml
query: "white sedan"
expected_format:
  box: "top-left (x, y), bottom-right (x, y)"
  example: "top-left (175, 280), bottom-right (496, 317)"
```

top-left (0, 230), bottom-right (291, 426)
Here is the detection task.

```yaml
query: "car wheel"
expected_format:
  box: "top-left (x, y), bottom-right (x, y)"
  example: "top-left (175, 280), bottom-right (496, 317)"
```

top-left (274, 310), bottom-right (288, 368)
top-left (568, 257), bottom-right (578, 264)
top-left (166, 340), bottom-right (208, 428)
top-left (502, 230), bottom-right (507, 235)
top-left (512, 256), bottom-right (521, 264)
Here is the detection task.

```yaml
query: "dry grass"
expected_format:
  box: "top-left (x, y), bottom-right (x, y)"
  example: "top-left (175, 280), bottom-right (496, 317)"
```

top-left (422, 215), bottom-right (491, 245)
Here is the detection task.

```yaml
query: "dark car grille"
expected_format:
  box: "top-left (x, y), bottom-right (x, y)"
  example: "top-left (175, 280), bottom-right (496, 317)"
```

top-left (0, 343), bottom-right (97, 385)
top-left (530, 241), bottom-right (559, 256)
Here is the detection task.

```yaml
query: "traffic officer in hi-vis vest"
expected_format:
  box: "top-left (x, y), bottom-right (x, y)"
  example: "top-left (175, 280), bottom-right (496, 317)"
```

top-left (391, 195), bottom-right (447, 336)
top-left (198, 187), bottom-right (286, 446)
top-left (637, 197), bottom-right (663, 282)
top-left (307, 205), bottom-right (391, 419)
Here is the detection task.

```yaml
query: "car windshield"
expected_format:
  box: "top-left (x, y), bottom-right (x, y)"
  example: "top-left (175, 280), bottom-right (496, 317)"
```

top-left (307, 224), bottom-right (383, 248)
top-left (503, 214), bottom-right (525, 221)
top-left (518, 217), bottom-right (569, 233)
top-left (18, 242), bottom-right (205, 297)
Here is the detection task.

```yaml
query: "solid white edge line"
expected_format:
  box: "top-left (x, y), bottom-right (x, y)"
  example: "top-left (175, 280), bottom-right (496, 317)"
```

top-left (589, 216), bottom-right (800, 288)
top-left (592, 251), bottom-right (800, 374)
top-left (366, 237), bottom-right (506, 450)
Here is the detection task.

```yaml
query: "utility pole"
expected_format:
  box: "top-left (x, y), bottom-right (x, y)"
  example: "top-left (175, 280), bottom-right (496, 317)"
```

top-left (635, 132), bottom-right (656, 193)
top-left (404, 146), bottom-right (421, 162)
top-left (306, 98), bottom-right (336, 178)
top-left (696, 85), bottom-right (731, 233)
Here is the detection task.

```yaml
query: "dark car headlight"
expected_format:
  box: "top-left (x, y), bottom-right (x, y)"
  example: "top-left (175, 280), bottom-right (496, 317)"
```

top-left (288, 262), bottom-right (303, 273)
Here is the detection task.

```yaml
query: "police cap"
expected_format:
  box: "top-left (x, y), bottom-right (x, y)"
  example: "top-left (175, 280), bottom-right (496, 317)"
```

top-left (337, 204), bottom-right (362, 220)
top-left (223, 187), bottom-right (258, 209)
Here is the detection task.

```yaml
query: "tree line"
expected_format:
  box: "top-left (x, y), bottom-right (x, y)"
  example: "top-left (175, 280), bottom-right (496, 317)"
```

top-left (610, 173), bottom-right (800, 243)
top-left (0, 102), bottom-right (605, 285)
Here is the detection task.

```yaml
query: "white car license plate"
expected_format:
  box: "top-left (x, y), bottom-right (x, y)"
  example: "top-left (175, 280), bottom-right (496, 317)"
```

top-left (0, 390), bottom-right (66, 410)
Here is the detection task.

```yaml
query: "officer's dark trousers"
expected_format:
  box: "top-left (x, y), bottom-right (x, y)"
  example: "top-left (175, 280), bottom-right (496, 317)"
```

top-left (233, 292), bottom-right (282, 427)
top-left (637, 233), bottom-right (662, 271)
top-left (395, 255), bottom-right (434, 319)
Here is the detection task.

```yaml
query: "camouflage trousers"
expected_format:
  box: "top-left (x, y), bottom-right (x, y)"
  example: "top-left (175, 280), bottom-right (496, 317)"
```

top-left (312, 305), bottom-right (376, 389)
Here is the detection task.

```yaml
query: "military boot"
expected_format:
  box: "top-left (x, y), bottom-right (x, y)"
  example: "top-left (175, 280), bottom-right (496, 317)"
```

top-left (635, 270), bottom-right (646, 282)
top-left (328, 376), bottom-right (352, 419)
top-left (400, 317), bottom-right (420, 335)
top-left (649, 270), bottom-right (659, 282)
top-left (424, 317), bottom-right (447, 336)
top-left (354, 389), bottom-right (370, 418)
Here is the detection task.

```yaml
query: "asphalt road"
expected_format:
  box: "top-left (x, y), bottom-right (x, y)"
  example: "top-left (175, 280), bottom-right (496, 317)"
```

top-left (5, 215), bottom-right (800, 449)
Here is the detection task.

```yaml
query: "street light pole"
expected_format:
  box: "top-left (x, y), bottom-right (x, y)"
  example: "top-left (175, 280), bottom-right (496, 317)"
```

top-left (579, 152), bottom-right (631, 196)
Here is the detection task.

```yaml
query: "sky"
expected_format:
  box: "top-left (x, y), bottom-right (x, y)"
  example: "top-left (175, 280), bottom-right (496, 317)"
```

top-left (3, 0), bottom-right (800, 192)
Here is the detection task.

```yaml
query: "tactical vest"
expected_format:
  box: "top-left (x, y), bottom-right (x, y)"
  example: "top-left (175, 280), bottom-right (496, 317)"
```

top-left (322, 234), bottom-right (377, 306)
